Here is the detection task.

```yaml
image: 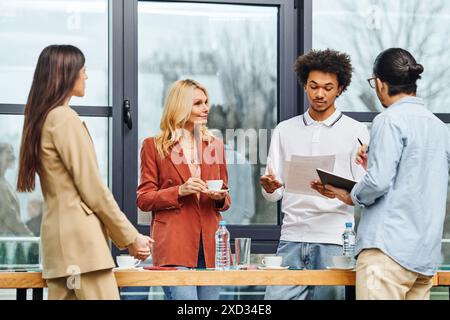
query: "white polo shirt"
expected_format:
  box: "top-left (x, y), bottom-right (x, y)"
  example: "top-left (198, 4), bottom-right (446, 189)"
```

top-left (263, 109), bottom-right (369, 245)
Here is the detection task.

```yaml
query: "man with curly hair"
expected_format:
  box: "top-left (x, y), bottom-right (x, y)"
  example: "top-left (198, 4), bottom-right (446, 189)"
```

top-left (260, 49), bottom-right (369, 300)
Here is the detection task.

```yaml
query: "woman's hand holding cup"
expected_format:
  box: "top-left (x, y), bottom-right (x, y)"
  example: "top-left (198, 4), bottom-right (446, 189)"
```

top-left (178, 177), bottom-right (206, 197)
top-left (206, 189), bottom-right (228, 200)
top-left (204, 179), bottom-right (227, 200)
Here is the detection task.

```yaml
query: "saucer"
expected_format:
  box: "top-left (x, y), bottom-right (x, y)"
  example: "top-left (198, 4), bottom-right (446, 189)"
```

top-left (113, 266), bottom-right (144, 271)
top-left (201, 189), bottom-right (229, 193)
top-left (326, 266), bottom-right (355, 270)
top-left (257, 266), bottom-right (289, 270)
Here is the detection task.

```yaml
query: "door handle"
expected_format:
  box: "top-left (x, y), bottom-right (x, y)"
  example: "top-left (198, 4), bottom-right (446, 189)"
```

top-left (123, 99), bottom-right (132, 130)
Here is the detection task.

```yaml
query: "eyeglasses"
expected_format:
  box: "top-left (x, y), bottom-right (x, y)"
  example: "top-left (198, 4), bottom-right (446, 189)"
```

top-left (367, 77), bottom-right (377, 89)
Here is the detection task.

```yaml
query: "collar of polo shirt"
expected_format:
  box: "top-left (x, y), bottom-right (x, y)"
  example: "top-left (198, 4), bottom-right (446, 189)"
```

top-left (302, 108), bottom-right (343, 127)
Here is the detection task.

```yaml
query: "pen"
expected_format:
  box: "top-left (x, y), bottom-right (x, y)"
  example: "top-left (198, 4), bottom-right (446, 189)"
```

top-left (357, 138), bottom-right (369, 153)
top-left (357, 138), bottom-right (363, 146)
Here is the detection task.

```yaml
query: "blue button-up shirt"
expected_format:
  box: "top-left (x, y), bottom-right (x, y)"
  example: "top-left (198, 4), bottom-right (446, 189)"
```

top-left (351, 96), bottom-right (450, 276)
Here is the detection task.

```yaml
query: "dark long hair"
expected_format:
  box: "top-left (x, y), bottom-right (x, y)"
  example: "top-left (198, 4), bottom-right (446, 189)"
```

top-left (17, 45), bottom-right (85, 192)
top-left (373, 48), bottom-right (424, 96)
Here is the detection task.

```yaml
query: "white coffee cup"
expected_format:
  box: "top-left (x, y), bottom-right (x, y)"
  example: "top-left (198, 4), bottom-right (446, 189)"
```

top-left (261, 256), bottom-right (283, 268)
top-left (116, 255), bottom-right (140, 268)
top-left (331, 255), bottom-right (353, 268)
top-left (206, 180), bottom-right (223, 191)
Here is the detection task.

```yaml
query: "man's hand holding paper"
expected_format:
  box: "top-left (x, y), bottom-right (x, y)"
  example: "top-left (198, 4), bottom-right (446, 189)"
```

top-left (283, 155), bottom-right (335, 196)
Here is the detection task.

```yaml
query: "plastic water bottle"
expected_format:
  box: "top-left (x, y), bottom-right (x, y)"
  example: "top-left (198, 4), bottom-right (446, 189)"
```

top-left (215, 220), bottom-right (231, 270)
top-left (342, 222), bottom-right (356, 266)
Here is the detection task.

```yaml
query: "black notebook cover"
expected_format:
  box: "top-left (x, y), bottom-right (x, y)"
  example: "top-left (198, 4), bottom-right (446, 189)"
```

top-left (316, 168), bottom-right (357, 192)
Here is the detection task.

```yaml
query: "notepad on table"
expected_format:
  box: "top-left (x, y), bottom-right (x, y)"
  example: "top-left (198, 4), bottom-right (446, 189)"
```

top-left (316, 168), bottom-right (357, 192)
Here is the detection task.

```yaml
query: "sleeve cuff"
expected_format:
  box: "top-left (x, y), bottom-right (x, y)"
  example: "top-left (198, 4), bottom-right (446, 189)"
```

top-left (350, 183), bottom-right (365, 208)
top-left (111, 228), bottom-right (139, 250)
top-left (261, 187), bottom-right (284, 202)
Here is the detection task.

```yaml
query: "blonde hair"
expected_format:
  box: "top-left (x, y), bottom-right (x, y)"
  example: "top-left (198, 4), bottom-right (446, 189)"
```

top-left (155, 79), bottom-right (212, 158)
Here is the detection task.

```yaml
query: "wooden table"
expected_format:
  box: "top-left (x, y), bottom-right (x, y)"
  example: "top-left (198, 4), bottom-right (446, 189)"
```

top-left (0, 270), bottom-right (447, 300)
top-left (438, 271), bottom-right (450, 286)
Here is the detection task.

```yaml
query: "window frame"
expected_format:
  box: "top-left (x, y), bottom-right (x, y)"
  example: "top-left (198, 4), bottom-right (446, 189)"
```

top-left (308, 0), bottom-right (450, 261)
top-left (119, 0), bottom-right (304, 254)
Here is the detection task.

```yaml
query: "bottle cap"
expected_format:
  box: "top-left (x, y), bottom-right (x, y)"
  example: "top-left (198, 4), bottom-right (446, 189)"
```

top-left (345, 222), bottom-right (352, 228)
top-left (219, 220), bottom-right (227, 226)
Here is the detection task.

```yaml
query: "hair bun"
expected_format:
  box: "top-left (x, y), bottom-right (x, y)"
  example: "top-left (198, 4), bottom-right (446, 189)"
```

top-left (408, 63), bottom-right (424, 76)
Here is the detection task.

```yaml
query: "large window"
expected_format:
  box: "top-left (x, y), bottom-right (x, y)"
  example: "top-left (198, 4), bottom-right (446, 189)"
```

top-left (0, 0), bottom-right (111, 274)
top-left (0, 0), bottom-right (109, 106)
top-left (313, 0), bottom-right (450, 299)
top-left (313, 0), bottom-right (450, 113)
top-left (137, 2), bottom-right (278, 225)
top-left (2, 0), bottom-right (448, 301)
top-left (0, 0), bottom-right (298, 300)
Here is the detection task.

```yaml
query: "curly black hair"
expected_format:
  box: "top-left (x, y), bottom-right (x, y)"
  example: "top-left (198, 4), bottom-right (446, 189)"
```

top-left (294, 49), bottom-right (353, 93)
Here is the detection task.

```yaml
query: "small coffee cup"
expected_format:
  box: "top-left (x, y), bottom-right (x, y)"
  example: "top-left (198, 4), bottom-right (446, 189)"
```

top-left (261, 256), bottom-right (283, 268)
top-left (206, 180), bottom-right (223, 191)
top-left (116, 255), bottom-right (140, 268)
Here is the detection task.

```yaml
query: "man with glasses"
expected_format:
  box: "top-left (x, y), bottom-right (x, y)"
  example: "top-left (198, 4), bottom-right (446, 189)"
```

top-left (313, 48), bottom-right (450, 300)
top-left (260, 49), bottom-right (369, 300)
top-left (367, 77), bottom-right (377, 89)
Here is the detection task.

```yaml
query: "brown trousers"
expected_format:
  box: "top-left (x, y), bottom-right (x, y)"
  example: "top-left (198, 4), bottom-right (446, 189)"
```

top-left (356, 249), bottom-right (433, 300)
top-left (46, 269), bottom-right (120, 300)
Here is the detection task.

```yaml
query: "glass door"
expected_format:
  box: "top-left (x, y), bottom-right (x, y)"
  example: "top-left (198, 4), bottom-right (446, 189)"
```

top-left (0, 0), bottom-right (111, 272)
top-left (123, 0), bottom-right (299, 252)
top-left (137, 1), bottom-right (279, 226)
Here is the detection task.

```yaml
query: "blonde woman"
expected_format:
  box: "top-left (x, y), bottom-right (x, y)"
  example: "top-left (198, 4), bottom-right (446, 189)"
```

top-left (137, 79), bottom-right (231, 300)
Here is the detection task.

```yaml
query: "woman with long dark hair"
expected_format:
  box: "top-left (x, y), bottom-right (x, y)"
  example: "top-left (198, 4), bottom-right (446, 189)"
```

top-left (17, 45), bottom-right (153, 300)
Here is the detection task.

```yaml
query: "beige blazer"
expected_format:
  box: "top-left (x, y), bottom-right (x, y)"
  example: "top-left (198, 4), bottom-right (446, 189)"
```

top-left (39, 106), bottom-right (138, 279)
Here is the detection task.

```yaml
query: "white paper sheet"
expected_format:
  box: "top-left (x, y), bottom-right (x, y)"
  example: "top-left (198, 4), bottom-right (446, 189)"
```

top-left (284, 155), bottom-right (335, 196)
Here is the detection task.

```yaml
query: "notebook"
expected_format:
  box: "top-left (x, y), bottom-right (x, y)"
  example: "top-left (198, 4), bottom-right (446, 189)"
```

top-left (316, 168), bottom-right (357, 192)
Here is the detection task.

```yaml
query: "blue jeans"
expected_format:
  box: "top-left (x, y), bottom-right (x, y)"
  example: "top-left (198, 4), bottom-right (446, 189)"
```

top-left (163, 238), bottom-right (221, 300)
top-left (264, 241), bottom-right (345, 300)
